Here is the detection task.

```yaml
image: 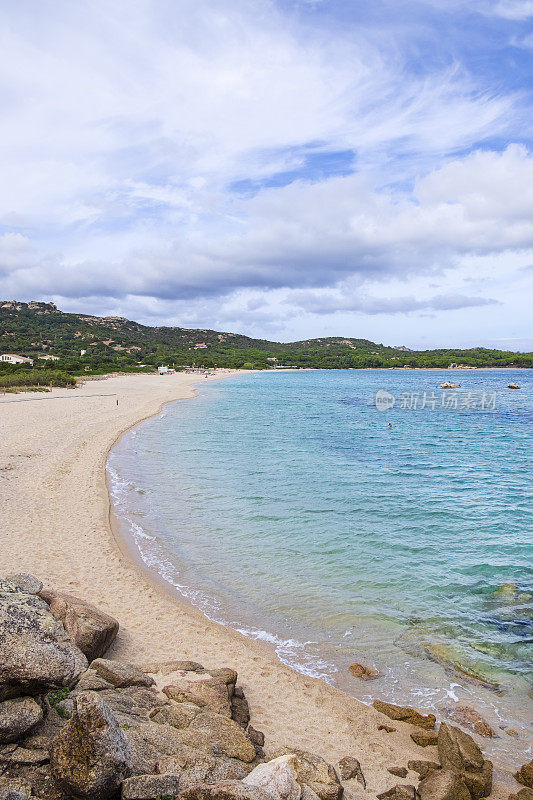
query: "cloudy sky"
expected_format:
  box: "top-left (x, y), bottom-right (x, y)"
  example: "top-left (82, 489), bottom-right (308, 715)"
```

top-left (1, 0), bottom-right (532, 348)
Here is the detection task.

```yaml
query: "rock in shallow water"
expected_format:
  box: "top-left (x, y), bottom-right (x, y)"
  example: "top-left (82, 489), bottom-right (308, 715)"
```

top-left (442, 706), bottom-right (494, 738)
top-left (348, 663), bottom-right (380, 680)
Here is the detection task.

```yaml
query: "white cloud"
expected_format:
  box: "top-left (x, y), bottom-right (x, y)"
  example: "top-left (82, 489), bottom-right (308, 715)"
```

top-left (2, 146), bottom-right (533, 302)
top-left (493, 0), bottom-right (533, 19)
top-left (0, 0), bottom-right (531, 347)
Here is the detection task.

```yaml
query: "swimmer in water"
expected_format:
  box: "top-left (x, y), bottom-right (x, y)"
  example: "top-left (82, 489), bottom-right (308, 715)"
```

top-left (387, 423), bottom-right (392, 428)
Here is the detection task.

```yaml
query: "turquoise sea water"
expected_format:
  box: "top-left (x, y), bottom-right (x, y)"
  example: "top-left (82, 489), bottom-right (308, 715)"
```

top-left (108, 369), bottom-right (532, 757)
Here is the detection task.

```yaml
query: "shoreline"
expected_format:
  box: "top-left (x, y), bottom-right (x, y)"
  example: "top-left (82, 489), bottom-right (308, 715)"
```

top-left (0, 371), bottom-right (526, 797)
top-left (105, 370), bottom-right (533, 767)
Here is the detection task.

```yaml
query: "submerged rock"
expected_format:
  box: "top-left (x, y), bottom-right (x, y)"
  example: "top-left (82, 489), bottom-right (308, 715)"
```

top-left (494, 582), bottom-right (518, 599)
top-left (442, 706), bottom-right (494, 738)
top-left (372, 701), bottom-right (435, 730)
top-left (39, 590), bottom-right (119, 661)
top-left (423, 644), bottom-right (500, 692)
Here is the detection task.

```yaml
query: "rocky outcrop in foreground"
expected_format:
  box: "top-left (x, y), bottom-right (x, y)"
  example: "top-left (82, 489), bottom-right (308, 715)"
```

top-left (0, 574), bottom-right (527, 800)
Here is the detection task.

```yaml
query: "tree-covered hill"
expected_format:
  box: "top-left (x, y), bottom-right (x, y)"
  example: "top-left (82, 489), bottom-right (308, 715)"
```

top-left (1, 300), bottom-right (531, 374)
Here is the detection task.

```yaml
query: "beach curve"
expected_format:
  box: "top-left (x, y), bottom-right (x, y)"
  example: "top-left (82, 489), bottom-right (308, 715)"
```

top-left (0, 371), bottom-right (520, 797)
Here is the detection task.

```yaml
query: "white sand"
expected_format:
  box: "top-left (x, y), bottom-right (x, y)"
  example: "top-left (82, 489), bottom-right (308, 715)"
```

top-left (0, 372), bottom-right (517, 797)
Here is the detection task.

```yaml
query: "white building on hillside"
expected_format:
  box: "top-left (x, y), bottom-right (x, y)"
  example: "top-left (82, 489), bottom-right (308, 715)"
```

top-left (1, 354), bottom-right (34, 365)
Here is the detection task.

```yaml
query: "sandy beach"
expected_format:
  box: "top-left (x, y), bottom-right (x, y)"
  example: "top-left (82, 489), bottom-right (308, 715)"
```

top-left (0, 372), bottom-right (520, 798)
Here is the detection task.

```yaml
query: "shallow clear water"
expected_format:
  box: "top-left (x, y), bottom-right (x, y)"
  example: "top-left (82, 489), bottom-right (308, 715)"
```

top-left (108, 369), bottom-right (532, 759)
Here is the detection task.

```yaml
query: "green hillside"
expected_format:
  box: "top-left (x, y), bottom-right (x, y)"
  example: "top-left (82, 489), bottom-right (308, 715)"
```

top-left (1, 300), bottom-right (531, 377)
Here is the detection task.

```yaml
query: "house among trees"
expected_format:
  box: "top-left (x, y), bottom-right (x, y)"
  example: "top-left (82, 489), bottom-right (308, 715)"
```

top-left (1, 353), bottom-right (34, 365)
